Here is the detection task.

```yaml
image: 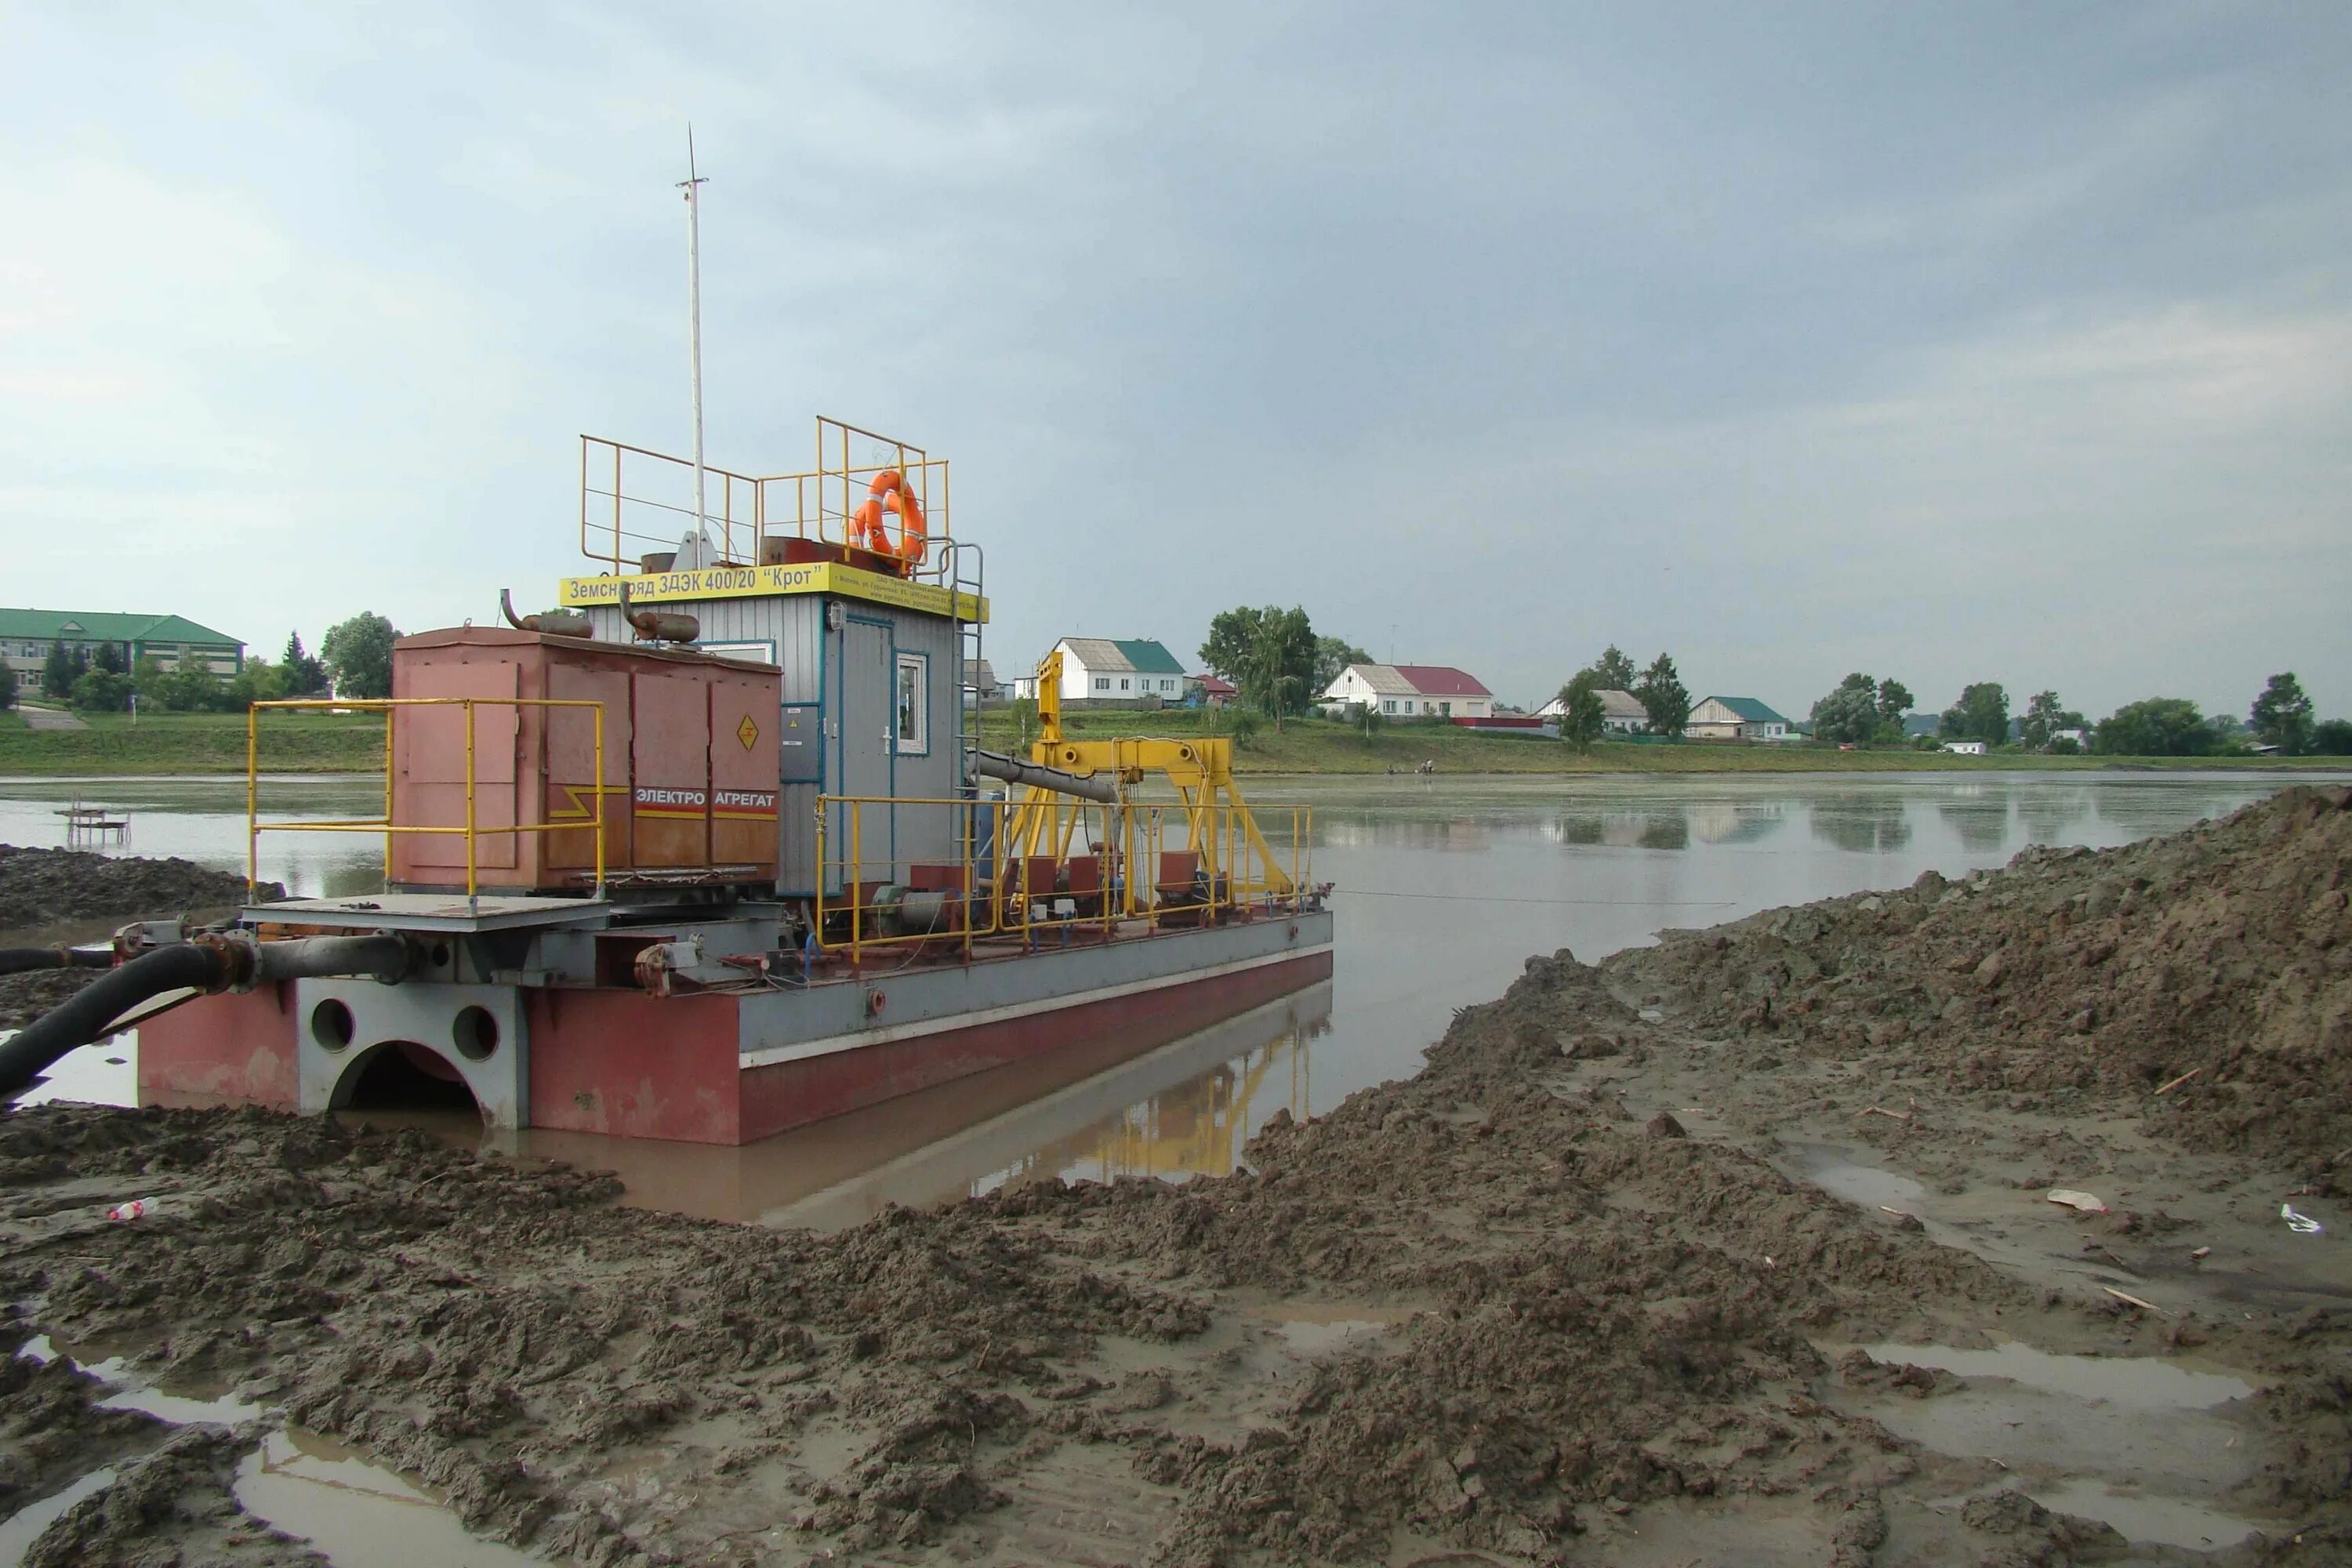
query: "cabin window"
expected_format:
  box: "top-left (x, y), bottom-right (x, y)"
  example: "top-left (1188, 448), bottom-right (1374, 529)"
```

top-left (895, 652), bottom-right (928, 754)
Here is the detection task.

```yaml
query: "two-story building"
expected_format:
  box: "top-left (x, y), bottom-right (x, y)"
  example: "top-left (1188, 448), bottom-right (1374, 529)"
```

top-left (1319, 664), bottom-right (1494, 720)
top-left (0, 608), bottom-right (244, 688)
top-left (1050, 638), bottom-right (1187, 705)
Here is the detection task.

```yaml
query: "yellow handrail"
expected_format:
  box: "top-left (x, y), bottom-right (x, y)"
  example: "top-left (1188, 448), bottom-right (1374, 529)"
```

top-left (245, 697), bottom-right (607, 910)
top-left (812, 793), bottom-right (1311, 966)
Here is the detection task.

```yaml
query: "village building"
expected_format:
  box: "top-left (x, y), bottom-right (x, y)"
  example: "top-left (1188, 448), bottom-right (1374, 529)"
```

top-left (0, 608), bottom-right (244, 686)
top-left (1534, 687), bottom-right (1651, 734)
top-left (1684, 695), bottom-right (1791, 741)
top-left (1188, 673), bottom-right (1236, 708)
top-left (1319, 663), bottom-right (1494, 720)
top-left (1048, 638), bottom-right (1187, 705)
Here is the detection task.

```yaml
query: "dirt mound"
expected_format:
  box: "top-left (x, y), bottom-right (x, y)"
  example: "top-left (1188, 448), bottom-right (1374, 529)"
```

top-left (0, 844), bottom-right (279, 932)
top-left (1610, 785), bottom-right (2352, 1177)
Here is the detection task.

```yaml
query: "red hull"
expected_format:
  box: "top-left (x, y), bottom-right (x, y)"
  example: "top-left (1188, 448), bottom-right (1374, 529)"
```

top-left (140, 949), bottom-right (1334, 1146)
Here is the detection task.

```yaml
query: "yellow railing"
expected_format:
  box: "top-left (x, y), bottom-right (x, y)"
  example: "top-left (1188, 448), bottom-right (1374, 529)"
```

top-left (245, 698), bottom-right (607, 908)
top-left (813, 793), bottom-right (1312, 965)
top-left (579, 416), bottom-right (952, 581)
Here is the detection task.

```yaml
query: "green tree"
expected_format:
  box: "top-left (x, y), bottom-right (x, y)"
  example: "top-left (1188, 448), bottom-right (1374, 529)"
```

top-left (0, 659), bottom-right (16, 710)
top-left (227, 659), bottom-right (288, 709)
top-left (152, 652), bottom-right (227, 712)
top-left (1200, 605), bottom-right (1316, 725)
top-left (321, 612), bottom-right (401, 699)
top-left (2017, 689), bottom-right (2085, 751)
top-left (40, 640), bottom-right (86, 700)
top-left (1938, 682), bottom-right (2010, 747)
top-left (2310, 718), bottom-right (2352, 756)
top-left (1311, 636), bottom-right (1371, 695)
top-left (2249, 673), bottom-right (2315, 755)
top-left (89, 641), bottom-right (127, 677)
top-left (1809, 673), bottom-right (1881, 746)
top-left (1875, 677), bottom-right (1912, 728)
top-left (1585, 645), bottom-right (1639, 691)
top-left (281, 633), bottom-right (329, 697)
top-left (1555, 670), bottom-right (1606, 753)
top-left (2093, 698), bottom-right (2218, 757)
top-left (1633, 652), bottom-right (1691, 738)
top-left (70, 669), bottom-right (133, 713)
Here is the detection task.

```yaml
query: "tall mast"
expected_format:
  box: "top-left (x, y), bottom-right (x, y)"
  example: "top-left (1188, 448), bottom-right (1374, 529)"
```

top-left (679, 129), bottom-right (710, 547)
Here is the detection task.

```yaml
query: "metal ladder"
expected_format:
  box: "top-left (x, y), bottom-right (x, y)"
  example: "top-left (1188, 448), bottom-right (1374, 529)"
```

top-left (949, 541), bottom-right (985, 792)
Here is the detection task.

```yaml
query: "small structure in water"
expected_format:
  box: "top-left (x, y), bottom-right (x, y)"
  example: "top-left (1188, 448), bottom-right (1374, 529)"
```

top-left (56, 800), bottom-right (129, 847)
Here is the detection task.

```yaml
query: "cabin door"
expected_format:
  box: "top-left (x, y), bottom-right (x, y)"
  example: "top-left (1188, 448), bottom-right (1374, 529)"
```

top-left (829, 615), bottom-right (895, 891)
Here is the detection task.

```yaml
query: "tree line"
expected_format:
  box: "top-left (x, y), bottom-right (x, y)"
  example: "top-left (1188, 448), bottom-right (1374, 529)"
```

top-left (9, 612), bottom-right (403, 715)
top-left (1828, 672), bottom-right (2349, 757)
top-left (1552, 645), bottom-right (1692, 750)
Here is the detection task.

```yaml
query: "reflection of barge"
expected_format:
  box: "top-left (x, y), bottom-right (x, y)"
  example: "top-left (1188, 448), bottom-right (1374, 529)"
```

top-left (6, 419), bottom-right (1331, 1142)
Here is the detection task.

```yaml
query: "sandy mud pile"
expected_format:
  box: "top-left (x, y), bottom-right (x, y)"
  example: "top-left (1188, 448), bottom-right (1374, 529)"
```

top-left (0, 793), bottom-right (2347, 1564)
top-left (1611, 785), bottom-right (2352, 1179)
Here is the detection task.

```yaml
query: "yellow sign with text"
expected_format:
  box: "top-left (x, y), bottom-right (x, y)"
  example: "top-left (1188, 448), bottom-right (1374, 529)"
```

top-left (557, 561), bottom-right (986, 622)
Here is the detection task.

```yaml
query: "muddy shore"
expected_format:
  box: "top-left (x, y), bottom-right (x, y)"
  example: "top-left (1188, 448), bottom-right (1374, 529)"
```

top-left (1, 791), bottom-right (2347, 1564)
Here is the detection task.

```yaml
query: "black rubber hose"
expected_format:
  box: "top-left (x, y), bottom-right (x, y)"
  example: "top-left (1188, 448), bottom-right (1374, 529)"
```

top-left (0, 947), bottom-right (114, 977)
top-left (0, 943), bottom-right (230, 1099)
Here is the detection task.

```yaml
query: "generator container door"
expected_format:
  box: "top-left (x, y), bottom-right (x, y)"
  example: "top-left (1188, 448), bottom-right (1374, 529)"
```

top-left (829, 615), bottom-right (895, 892)
top-left (709, 670), bottom-right (782, 873)
top-left (630, 669), bottom-right (712, 868)
top-left (546, 662), bottom-right (631, 877)
top-left (394, 661), bottom-right (520, 872)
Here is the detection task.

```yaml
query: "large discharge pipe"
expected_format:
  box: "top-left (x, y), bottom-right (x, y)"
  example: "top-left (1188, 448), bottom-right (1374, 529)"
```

top-left (0, 947), bottom-right (113, 978)
top-left (0, 934), bottom-right (412, 1101)
top-left (971, 749), bottom-right (1120, 804)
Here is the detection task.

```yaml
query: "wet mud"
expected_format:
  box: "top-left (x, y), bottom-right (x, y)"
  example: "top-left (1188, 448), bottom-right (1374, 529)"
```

top-left (1, 790), bottom-right (2347, 1564)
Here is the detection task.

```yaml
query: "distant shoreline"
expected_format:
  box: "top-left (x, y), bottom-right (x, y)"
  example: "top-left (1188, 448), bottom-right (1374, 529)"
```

top-left (5, 706), bottom-right (2342, 779)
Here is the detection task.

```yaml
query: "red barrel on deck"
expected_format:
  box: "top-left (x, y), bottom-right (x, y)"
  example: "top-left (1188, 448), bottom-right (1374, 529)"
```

top-left (389, 627), bottom-right (781, 892)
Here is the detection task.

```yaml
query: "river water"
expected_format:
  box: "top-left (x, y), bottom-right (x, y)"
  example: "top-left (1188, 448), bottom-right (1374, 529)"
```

top-left (1, 770), bottom-right (2331, 1227)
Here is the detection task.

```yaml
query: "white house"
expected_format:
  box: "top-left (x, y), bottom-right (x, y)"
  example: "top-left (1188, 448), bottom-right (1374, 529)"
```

top-left (1535, 688), bottom-right (1650, 734)
top-left (1944, 739), bottom-right (1988, 756)
top-left (1319, 663), bottom-right (1494, 720)
top-left (1685, 696), bottom-right (1791, 742)
top-left (1051, 638), bottom-right (1186, 703)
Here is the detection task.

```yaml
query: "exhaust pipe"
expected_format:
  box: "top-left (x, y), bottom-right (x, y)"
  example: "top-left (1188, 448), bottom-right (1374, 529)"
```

top-left (0, 932), bottom-right (412, 1102)
top-left (616, 582), bottom-right (699, 645)
top-left (499, 588), bottom-right (593, 638)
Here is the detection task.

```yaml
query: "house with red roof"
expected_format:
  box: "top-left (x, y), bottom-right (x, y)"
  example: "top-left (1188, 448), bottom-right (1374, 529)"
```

top-left (1318, 662), bottom-right (1494, 720)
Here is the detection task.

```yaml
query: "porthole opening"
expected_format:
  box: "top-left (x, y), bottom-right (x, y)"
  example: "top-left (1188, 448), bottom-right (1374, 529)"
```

top-left (452, 1005), bottom-right (499, 1062)
top-left (310, 999), bottom-right (354, 1051)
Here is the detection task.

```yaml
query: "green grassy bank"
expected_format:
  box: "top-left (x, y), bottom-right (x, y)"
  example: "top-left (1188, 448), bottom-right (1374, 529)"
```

top-left (0, 708), bottom-right (384, 776)
top-left (3, 703), bottom-right (2340, 779)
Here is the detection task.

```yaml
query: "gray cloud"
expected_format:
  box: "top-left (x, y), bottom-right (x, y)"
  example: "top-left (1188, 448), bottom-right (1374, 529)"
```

top-left (3, 1), bottom-right (2345, 721)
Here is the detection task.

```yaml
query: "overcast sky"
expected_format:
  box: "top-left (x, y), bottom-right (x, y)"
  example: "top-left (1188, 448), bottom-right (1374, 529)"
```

top-left (5, 2), bottom-right (2347, 720)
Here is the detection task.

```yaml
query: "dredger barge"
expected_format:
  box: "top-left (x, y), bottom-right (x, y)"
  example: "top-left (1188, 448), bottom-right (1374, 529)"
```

top-left (0, 419), bottom-right (1333, 1142)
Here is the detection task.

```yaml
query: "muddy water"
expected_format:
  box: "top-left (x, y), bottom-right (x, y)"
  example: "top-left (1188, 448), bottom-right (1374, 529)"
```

top-left (3, 771), bottom-right (2334, 1226)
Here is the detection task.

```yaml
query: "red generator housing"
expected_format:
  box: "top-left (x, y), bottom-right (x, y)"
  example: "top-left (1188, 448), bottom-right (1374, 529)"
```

top-left (389, 627), bottom-right (781, 892)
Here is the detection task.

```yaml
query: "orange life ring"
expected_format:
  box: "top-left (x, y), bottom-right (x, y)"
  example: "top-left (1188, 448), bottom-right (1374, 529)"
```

top-left (848, 470), bottom-right (927, 574)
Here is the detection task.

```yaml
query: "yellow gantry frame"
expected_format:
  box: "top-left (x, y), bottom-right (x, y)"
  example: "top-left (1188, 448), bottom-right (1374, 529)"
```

top-left (1009, 650), bottom-right (1295, 899)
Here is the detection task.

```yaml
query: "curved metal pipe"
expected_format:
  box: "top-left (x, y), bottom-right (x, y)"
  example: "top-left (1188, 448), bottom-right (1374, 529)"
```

top-left (0, 934), bottom-right (413, 1102)
top-left (615, 582), bottom-right (699, 644)
top-left (971, 749), bottom-right (1119, 804)
top-left (499, 588), bottom-right (593, 638)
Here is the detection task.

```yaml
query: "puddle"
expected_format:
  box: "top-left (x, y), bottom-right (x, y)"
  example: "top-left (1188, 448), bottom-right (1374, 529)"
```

top-left (234, 1428), bottom-right (548, 1568)
top-left (1785, 1143), bottom-right (1927, 1211)
top-left (2027, 1479), bottom-right (2261, 1551)
top-left (1857, 1341), bottom-right (2253, 1409)
top-left (0, 1465), bottom-right (118, 1564)
top-left (2, 1034), bottom-right (139, 1109)
top-left (1256, 1302), bottom-right (1419, 1357)
top-left (14, 1336), bottom-right (267, 1427)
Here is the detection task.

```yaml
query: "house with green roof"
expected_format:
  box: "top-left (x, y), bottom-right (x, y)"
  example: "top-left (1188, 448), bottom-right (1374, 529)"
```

top-left (0, 608), bottom-right (245, 688)
top-left (1050, 637), bottom-right (1186, 706)
top-left (1685, 695), bottom-right (1791, 742)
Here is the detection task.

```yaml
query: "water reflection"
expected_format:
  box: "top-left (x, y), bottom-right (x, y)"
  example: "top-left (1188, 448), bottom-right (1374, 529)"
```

top-left (1809, 794), bottom-right (1914, 854)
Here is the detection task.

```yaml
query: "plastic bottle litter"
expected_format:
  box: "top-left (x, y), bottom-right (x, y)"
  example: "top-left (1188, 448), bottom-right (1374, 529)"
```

top-left (2280, 1205), bottom-right (2324, 1235)
top-left (105, 1200), bottom-right (148, 1222)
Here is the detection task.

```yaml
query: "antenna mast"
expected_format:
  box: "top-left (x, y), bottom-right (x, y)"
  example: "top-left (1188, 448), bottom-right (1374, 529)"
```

top-left (679, 129), bottom-right (710, 547)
